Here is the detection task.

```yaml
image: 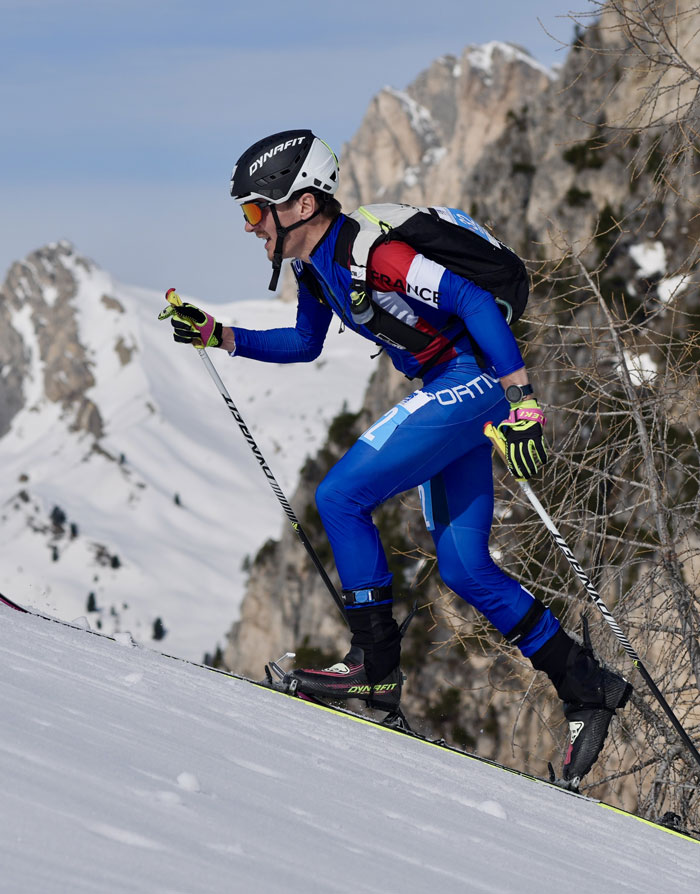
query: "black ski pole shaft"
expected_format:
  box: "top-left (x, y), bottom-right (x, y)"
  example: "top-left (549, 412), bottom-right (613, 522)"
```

top-left (484, 423), bottom-right (700, 772)
top-left (162, 290), bottom-right (347, 625)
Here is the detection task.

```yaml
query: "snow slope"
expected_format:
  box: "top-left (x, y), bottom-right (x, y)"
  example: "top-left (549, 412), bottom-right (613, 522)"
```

top-left (1, 249), bottom-right (374, 661)
top-left (1, 608), bottom-right (698, 894)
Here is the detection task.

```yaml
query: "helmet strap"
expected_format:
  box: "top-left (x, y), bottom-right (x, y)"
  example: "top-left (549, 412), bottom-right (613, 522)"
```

top-left (267, 204), bottom-right (323, 291)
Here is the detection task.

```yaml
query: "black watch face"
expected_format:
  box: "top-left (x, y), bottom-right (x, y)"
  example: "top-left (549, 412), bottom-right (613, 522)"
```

top-left (505, 385), bottom-right (522, 403)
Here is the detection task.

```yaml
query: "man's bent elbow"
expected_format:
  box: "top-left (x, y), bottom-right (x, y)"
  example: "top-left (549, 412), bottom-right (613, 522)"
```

top-left (298, 339), bottom-right (325, 362)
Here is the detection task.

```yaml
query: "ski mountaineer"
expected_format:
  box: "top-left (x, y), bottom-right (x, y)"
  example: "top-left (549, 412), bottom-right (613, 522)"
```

top-left (164, 129), bottom-right (632, 786)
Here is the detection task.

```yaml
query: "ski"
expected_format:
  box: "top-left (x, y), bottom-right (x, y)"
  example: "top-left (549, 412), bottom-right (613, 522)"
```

top-left (0, 592), bottom-right (30, 613)
top-left (264, 652), bottom-right (413, 730)
top-left (2, 590), bottom-right (698, 845)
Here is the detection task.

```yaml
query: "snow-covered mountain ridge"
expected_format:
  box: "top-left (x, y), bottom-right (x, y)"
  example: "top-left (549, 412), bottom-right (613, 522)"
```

top-left (1, 606), bottom-right (698, 894)
top-left (0, 242), bottom-right (373, 660)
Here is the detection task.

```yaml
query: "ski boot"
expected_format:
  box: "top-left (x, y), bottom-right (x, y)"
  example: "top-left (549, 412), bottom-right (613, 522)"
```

top-left (532, 617), bottom-right (633, 789)
top-left (286, 589), bottom-right (416, 720)
top-left (287, 644), bottom-right (404, 711)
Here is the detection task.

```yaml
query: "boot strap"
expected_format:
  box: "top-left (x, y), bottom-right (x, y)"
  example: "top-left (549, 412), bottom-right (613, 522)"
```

top-left (504, 598), bottom-right (546, 645)
top-left (343, 585), bottom-right (393, 607)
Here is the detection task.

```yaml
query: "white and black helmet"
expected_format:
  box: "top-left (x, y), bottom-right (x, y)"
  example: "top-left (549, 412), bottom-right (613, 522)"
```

top-left (230, 129), bottom-right (339, 205)
top-left (230, 129), bottom-right (339, 290)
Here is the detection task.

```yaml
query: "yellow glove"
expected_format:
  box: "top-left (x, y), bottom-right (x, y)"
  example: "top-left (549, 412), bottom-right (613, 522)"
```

top-left (158, 289), bottom-right (223, 348)
top-left (497, 399), bottom-right (548, 479)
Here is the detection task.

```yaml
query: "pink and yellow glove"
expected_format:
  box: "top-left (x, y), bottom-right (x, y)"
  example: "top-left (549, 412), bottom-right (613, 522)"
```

top-left (161, 288), bottom-right (223, 348)
top-left (497, 399), bottom-right (548, 479)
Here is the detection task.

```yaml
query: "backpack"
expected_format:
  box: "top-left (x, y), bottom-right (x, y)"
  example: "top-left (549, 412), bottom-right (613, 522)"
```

top-left (294, 203), bottom-right (529, 379)
top-left (346, 204), bottom-right (529, 325)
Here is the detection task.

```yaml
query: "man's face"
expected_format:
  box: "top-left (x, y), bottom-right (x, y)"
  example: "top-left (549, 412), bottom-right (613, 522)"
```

top-left (244, 200), bottom-right (305, 261)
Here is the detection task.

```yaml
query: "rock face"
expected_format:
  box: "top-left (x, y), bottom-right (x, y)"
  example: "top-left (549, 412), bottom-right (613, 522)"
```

top-left (0, 241), bottom-right (103, 438)
top-left (340, 43), bottom-right (553, 211)
top-left (223, 10), bottom-right (700, 802)
top-left (0, 292), bottom-right (26, 438)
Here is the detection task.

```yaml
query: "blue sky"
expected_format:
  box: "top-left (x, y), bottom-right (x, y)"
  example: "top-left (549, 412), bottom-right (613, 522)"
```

top-left (1, 1), bottom-right (583, 302)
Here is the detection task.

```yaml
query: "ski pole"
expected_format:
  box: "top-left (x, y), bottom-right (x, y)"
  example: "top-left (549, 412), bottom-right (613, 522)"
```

top-left (484, 422), bottom-right (700, 772)
top-left (159, 289), bottom-right (347, 625)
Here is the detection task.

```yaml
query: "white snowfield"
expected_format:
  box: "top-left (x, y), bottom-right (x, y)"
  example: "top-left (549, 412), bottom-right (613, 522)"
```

top-left (1, 249), bottom-right (374, 661)
top-left (1, 609), bottom-right (698, 894)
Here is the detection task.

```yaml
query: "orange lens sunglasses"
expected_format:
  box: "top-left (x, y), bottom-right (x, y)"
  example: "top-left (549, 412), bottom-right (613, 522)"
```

top-left (241, 201), bottom-right (271, 226)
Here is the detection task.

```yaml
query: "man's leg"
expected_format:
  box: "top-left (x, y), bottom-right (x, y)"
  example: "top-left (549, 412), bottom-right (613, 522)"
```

top-left (293, 379), bottom-right (506, 695)
top-left (423, 444), bottom-right (632, 784)
top-left (423, 442), bottom-right (559, 653)
top-left (529, 625), bottom-right (632, 785)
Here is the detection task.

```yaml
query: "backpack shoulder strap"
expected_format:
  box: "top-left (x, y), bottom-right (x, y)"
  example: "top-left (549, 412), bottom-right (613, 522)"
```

top-left (291, 259), bottom-right (327, 305)
top-left (344, 204), bottom-right (424, 285)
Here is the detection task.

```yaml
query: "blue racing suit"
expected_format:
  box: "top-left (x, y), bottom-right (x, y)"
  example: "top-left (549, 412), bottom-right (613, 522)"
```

top-left (231, 213), bottom-right (558, 656)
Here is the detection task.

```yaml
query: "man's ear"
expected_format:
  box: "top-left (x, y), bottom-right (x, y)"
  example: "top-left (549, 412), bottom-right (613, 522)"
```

top-left (298, 191), bottom-right (317, 220)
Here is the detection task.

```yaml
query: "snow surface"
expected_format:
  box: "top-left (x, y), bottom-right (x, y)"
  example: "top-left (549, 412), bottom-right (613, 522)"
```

top-left (657, 273), bottom-right (691, 304)
top-left (619, 349), bottom-right (658, 386)
top-left (0, 250), bottom-right (374, 661)
top-left (629, 241), bottom-right (667, 278)
top-left (627, 242), bottom-right (692, 306)
top-left (1, 608), bottom-right (698, 894)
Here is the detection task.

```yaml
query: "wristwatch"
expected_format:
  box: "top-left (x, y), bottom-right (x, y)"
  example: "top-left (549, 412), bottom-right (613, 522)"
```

top-left (505, 383), bottom-right (534, 403)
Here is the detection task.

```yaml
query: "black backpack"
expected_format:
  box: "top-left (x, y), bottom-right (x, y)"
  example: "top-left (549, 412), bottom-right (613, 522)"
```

top-left (345, 204), bottom-right (529, 324)
top-left (295, 203), bottom-right (529, 378)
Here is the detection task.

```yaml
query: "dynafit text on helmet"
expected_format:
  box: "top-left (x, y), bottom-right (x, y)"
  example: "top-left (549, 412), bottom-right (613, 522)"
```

top-left (160, 128), bottom-right (632, 790)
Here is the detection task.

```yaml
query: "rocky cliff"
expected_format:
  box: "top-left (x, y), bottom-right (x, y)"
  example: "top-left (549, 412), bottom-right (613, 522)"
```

top-left (339, 42), bottom-right (553, 212)
top-left (0, 242), bottom-right (103, 439)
